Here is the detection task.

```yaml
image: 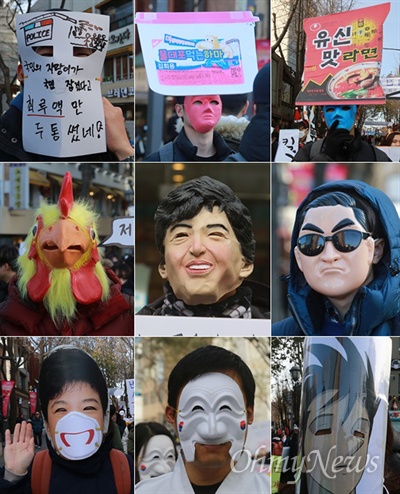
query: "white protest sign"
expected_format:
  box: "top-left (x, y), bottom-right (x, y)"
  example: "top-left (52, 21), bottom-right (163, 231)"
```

top-left (136, 315), bottom-right (270, 337)
top-left (99, 216), bottom-right (134, 248)
top-left (379, 146), bottom-right (400, 162)
top-left (275, 129), bottom-right (300, 162)
top-left (16, 12), bottom-right (109, 157)
top-left (125, 378), bottom-right (134, 415)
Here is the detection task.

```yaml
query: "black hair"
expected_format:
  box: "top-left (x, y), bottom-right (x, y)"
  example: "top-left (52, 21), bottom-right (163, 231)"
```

top-left (39, 346), bottom-right (108, 421)
top-left (385, 132), bottom-right (400, 146)
top-left (167, 345), bottom-right (256, 410)
top-left (135, 422), bottom-right (177, 483)
top-left (113, 261), bottom-right (133, 281)
top-left (155, 176), bottom-right (256, 265)
top-left (294, 121), bottom-right (309, 130)
top-left (0, 245), bottom-right (18, 270)
top-left (175, 96), bottom-right (184, 105)
top-left (299, 191), bottom-right (384, 239)
top-left (220, 93), bottom-right (248, 116)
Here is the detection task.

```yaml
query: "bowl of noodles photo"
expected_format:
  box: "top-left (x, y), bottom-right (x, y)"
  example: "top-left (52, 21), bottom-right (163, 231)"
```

top-left (327, 62), bottom-right (384, 100)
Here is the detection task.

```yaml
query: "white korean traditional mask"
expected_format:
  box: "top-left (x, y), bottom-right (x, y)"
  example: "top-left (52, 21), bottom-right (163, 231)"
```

top-left (138, 435), bottom-right (176, 481)
top-left (16, 11), bottom-right (109, 158)
top-left (176, 372), bottom-right (247, 462)
top-left (53, 411), bottom-right (103, 460)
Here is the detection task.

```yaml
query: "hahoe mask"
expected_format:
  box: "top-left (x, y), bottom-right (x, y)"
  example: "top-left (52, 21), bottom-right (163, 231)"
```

top-left (53, 411), bottom-right (103, 460)
top-left (183, 95), bottom-right (222, 133)
top-left (138, 435), bottom-right (176, 481)
top-left (16, 11), bottom-right (109, 157)
top-left (176, 372), bottom-right (247, 462)
top-left (323, 105), bottom-right (357, 131)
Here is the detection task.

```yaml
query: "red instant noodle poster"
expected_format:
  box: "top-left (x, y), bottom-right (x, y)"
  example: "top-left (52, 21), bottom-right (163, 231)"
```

top-left (296, 3), bottom-right (390, 105)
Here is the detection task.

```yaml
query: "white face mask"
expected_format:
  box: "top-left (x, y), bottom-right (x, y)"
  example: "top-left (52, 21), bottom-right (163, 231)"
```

top-left (176, 372), bottom-right (247, 462)
top-left (53, 411), bottom-right (103, 460)
top-left (138, 435), bottom-right (176, 481)
top-left (298, 130), bottom-right (305, 138)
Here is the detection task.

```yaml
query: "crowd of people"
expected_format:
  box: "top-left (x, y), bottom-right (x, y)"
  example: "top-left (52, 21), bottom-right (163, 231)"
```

top-left (272, 109), bottom-right (400, 162)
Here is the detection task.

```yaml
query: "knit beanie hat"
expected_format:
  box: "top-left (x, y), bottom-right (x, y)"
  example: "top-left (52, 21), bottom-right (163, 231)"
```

top-left (253, 63), bottom-right (270, 105)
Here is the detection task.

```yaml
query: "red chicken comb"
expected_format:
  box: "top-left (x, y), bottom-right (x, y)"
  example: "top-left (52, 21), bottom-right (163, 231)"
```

top-left (58, 172), bottom-right (74, 218)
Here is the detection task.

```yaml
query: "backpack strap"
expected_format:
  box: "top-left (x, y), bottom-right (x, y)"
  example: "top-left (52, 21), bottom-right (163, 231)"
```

top-left (158, 141), bottom-right (174, 161)
top-left (110, 448), bottom-right (131, 494)
top-left (31, 450), bottom-right (52, 494)
top-left (31, 448), bottom-right (130, 494)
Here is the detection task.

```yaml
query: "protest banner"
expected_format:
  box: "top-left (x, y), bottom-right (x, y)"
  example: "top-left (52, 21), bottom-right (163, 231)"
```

top-left (1, 381), bottom-right (15, 417)
top-left (29, 391), bottom-right (38, 415)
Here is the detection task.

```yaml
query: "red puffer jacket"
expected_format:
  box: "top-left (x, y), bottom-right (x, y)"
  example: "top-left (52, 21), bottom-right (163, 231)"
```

top-left (0, 269), bottom-right (134, 336)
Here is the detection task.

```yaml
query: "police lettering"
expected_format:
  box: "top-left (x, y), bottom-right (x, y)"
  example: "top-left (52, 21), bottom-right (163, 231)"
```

top-left (26, 29), bottom-right (50, 43)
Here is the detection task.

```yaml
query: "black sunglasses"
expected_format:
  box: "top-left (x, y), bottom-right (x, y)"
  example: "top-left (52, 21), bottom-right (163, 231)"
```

top-left (297, 229), bottom-right (371, 257)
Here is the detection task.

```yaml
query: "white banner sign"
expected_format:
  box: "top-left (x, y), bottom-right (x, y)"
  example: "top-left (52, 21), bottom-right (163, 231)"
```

top-left (136, 315), bottom-right (270, 336)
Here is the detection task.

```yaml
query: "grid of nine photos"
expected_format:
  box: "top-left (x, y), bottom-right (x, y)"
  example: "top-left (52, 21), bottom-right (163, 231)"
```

top-left (0, 0), bottom-right (399, 493)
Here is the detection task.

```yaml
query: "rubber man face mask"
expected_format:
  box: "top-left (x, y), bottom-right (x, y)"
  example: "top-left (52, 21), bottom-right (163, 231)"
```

top-left (183, 95), bottom-right (222, 133)
top-left (323, 105), bottom-right (358, 131)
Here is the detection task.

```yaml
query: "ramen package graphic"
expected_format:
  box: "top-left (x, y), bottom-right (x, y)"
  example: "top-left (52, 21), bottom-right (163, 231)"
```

top-left (16, 11), bottom-right (109, 157)
top-left (296, 3), bottom-right (390, 105)
top-left (135, 11), bottom-right (259, 95)
top-left (296, 337), bottom-right (391, 494)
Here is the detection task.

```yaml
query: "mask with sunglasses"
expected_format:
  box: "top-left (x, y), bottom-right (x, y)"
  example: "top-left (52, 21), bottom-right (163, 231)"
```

top-left (297, 230), bottom-right (372, 257)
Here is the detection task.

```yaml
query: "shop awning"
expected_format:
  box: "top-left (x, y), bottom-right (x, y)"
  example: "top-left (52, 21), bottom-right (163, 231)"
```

top-left (98, 185), bottom-right (115, 196)
top-left (111, 188), bottom-right (125, 198)
top-left (47, 174), bottom-right (64, 185)
top-left (29, 170), bottom-right (50, 187)
top-left (48, 174), bottom-right (80, 188)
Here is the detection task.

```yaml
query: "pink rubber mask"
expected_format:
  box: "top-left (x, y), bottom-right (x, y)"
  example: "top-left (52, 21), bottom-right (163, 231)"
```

top-left (183, 95), bottom-right (222, 133)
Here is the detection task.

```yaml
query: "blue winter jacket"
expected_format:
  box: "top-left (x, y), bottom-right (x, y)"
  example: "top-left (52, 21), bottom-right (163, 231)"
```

top-left (273, 180), bottom-right (400, 336)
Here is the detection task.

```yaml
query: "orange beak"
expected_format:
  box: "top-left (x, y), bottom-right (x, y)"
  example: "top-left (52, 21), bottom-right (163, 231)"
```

top-left (39, 219), bottom-right (90, 269)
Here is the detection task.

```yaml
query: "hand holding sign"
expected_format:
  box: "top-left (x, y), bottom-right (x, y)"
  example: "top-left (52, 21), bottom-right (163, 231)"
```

top-left (102, 98), bottom-right (134, 161)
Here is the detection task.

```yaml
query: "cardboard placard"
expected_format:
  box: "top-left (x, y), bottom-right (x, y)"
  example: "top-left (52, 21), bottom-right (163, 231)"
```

top-left (296, 4), bottom-right (390, 105)
top-left (16, 12), bottom-right (109, 157)
top-left (135, 11), bottom-right (259, 95)
top-left (275, 129), bottom-right (300, 162)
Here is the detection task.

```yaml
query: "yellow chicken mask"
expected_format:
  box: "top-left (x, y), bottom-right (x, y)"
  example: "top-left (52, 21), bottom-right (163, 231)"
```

top-left (18, 172), bottom-right (110, 323)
